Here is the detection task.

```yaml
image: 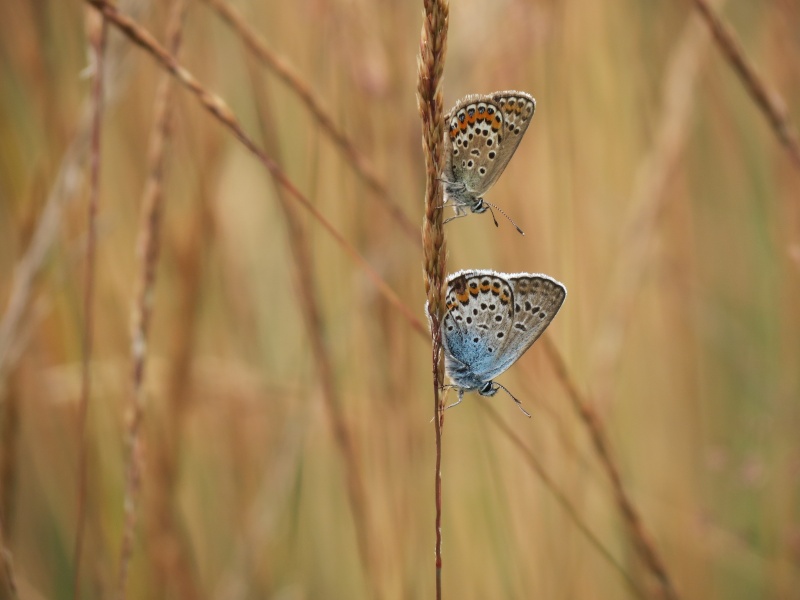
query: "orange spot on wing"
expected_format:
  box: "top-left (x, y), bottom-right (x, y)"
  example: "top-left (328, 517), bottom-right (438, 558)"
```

top-left (457, 291), bottom-right (470, 304)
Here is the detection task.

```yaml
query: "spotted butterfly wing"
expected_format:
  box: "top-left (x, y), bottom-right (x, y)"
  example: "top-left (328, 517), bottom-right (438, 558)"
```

top-left (442, 271), bottom-right (516, 389)
top-left (444, 91), bottom-right (536, 198)
top-left (481, 273), bottom-right (566, 380)
top-left (441, 270), bottom-right (565, 389)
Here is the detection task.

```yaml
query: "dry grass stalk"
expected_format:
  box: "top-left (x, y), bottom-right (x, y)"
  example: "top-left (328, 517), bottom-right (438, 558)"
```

top-left (83, 0), bottom-right (426, 341)
top-left (117, 1), bottom-right (195, 598)
top-left (144, 141), bottom-right (222, 599)
top-left (416, 0), bottom-right (448, 597)
top-left (246, 55), bottom-right (382, 597)
top-left (73, 13), bottom-right (107, 600)
top-left (543, 338), bottom-right (680, 600)
top-left (479, 404), bottom-right (647, 599)
top-left (591, 1), bottom-right (722, 409)
top-left (0, 371), bottom-right (19, 541)
top-left (0, 369), bottom-right (28, 600)
top-left (0, 0), bottom-right (147, 383)
top-left (692, 0), bottom-right (800, 169)
top-left (0, 513), bottom-right (17, 598)
top-left (201, 0), bottom-right (420, 245)
top-left (0, 118), bottom-right (89, 380)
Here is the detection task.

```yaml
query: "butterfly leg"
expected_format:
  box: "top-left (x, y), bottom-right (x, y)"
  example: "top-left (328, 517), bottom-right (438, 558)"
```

top-left (442, 213), bottom-right (467, 225)
top-left (444, 388), bottom-right (465, 411)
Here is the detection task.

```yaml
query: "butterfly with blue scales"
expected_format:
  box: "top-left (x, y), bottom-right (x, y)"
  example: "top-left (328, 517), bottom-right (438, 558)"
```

top-left (427, 269), bottom-right (566, 416)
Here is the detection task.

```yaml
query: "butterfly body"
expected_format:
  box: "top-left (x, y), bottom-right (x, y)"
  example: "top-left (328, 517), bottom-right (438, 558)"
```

top-left (443, 91), bottom-right (536, 222)
top-left (430, 269), bottom-right (566, 414)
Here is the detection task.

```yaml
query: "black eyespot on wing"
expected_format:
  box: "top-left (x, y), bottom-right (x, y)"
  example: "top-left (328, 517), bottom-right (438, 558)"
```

top-left (539, 312), bottom-right (546, 319)
top-left (488, 151), bottom-right (496, 159)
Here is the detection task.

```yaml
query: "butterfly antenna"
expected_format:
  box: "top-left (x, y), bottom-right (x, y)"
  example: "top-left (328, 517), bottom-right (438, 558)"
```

top-left (484, 204), bottom-right (500, 228)
top-left (484, 202), bottom-right (525, 236)
top-left (493, 382), bottom-right (532, 418)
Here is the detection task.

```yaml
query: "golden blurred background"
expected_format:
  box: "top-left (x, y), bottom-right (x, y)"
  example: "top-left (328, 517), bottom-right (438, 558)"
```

top-left (0, 0), bottom-right (799, 598)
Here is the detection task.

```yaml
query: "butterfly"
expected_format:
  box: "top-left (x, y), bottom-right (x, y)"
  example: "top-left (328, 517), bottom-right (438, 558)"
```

top-left (442, 91), bottom-right (536, 233)
top-left (431, 269), bottom-right (566, 416)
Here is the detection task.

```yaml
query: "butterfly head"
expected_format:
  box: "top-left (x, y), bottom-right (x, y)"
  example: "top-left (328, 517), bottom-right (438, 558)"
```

top-left (478, 381), bottom-right (497, 397)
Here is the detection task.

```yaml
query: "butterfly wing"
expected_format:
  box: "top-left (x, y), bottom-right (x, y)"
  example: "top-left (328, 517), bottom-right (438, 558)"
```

top-left (444, 91), bottom-right (535, 197)
top-left (479, 273), bottom-right (566, 381)
top-left (442, 270), bottom-right (515, 388)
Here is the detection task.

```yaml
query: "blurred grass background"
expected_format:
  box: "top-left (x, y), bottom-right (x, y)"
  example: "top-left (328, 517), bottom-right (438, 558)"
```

top-left (1, 0), bottom-right (799, 598)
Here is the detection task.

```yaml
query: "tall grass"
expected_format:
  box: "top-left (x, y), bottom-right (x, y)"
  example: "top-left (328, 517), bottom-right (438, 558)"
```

top-left (0, 0), bottom-right (799, 598)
